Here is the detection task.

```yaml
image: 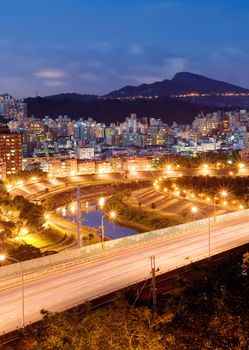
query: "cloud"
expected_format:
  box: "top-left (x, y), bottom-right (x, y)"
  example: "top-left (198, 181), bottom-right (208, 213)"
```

top-left (34, 68), bottom-right (66, 79)
top-left (209, 47), bottom-right (249, 61)
top-left (128, 44), bottom-right (145, 55)
top-left (118, 74), bottom-right (162, 85)
top-left (163, 57), bottom-right (188, 76)
top-left (43, 80), bottom-right (66, 87)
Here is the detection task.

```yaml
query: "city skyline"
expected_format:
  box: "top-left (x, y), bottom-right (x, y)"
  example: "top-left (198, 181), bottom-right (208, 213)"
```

top-left (0, 0), bottom-right (249, 97)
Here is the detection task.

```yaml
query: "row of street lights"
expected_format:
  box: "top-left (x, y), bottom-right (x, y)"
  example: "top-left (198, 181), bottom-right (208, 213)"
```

top-left (0, 201), bottom-right (117, 331)
top-left (0, 201), bottom-right (116, 332)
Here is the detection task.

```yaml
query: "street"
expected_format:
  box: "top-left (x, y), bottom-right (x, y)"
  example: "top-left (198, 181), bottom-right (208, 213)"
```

top-left (1, 214), bottom-right (249, 334)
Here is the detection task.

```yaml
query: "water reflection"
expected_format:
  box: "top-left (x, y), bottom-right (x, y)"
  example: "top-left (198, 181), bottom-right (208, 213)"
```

top-left (58, 200), bottom-right (137, 239)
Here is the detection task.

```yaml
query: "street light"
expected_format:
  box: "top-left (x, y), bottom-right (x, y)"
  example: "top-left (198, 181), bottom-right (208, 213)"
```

top-left (0, 254), bottom-right (25, 329)
top-left (221, 190), bottom-right (228, 198)
top-left (6, 184), bottom-right (12, 192)
top-left (98, 197), bottom-right (105, 208)
top-left (109, 211), bottom-right (116, 219)
top-left (30, 176), bottom-right (38, 182)
top-left (238, 163), bottom-right (245, 169)
top-left (70, 203), bottom-right (76, 214)
top-left (20, 227), bottom-right (28, 236)
top-left (44, 213), bottom-right (50, 220)
top-left (101, 211), bottom-right (116, 250)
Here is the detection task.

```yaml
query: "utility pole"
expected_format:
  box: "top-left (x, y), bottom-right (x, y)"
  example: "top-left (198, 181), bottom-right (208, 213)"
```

top-left (208, 211), bottom-right (211, 258)
top-left (77, 186), bottom-right (82, 248)
top-left (151, 256), bottom-right (157, 317)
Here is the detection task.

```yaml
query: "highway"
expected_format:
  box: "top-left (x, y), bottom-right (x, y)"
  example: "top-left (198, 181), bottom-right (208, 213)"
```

top-left (1, 214), bottom-right (249, 334)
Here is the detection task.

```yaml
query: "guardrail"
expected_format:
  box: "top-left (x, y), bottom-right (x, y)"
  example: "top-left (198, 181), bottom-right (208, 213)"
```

top-left (2, 240), bottom-right (248, 336)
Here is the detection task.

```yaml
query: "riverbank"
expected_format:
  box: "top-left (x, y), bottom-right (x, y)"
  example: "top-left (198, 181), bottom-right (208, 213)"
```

top-left (103, 190), bottom-right (186, 233)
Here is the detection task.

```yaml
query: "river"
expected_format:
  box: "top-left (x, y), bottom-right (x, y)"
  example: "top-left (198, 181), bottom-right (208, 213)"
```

top-left (58, 200), bottom-right (137, 239)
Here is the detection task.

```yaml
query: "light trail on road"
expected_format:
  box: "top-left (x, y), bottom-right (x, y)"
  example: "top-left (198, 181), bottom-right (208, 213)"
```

top-left (1, 214), bottom-right (249, 333)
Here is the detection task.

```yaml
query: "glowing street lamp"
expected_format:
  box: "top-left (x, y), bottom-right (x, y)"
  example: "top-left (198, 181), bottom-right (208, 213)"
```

top-left (101, 211), bottom-right (117, 250)
top-left (70, 203), bottom-right (76, 214)
top-left (191, 206), bottom-right (198, 214)
top-left (44, 213), bottom-right (50, 220)
top-left (0, 254), bottom-right (25, 329)
top-left (109, 211), bottom-right (116, 220)
top-left (98, 197), bottom-right (105, 208)
top-left (221, 190), bottom-right (228, 198)
top-left (6, 184), bottom-right (12, 192)
top-left (20, 227), bottom-right (28, 236)
top-left (30, 177), bottom-right (38, 182)
top-left (238, 163), bottom-right (245, 169)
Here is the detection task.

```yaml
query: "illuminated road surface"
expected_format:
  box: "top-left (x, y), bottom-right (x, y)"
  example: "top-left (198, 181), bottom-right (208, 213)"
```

top-left (1, 215), bottom-right (249, 333)
top-left (10, 168), bottom-right (249, 200)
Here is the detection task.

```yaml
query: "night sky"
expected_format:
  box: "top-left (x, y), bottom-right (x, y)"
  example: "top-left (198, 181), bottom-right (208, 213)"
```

top-left (0, 0), bottom-right (248, 97)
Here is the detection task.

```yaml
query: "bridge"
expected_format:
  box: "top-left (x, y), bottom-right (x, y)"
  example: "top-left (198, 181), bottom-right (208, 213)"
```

top-left (0, 208), bottom-right (249, 334)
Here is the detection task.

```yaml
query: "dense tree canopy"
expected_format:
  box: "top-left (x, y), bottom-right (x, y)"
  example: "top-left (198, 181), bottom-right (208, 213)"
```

top-left (10, 251), bottom-right (249, 350)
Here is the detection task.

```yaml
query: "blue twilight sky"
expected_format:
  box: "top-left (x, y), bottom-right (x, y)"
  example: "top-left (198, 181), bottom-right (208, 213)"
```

top-left (0, 0), bottom-right (249, 97)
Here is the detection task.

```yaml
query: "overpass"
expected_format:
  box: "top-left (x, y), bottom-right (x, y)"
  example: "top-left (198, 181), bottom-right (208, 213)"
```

top-left (9, 167), bottom-right (248, 202)
top-left (0, 208), bottom-right (249, 334)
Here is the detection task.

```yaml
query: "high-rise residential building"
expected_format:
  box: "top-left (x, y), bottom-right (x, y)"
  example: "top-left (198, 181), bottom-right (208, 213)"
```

top-left (76, 147), bottom-right (95, 160)
top-left (0, 158), bottom-right (6, 181)
top-left (0, 126), bottom-right (22, 176)
top-left (0, 94), bottom-right (27, 120)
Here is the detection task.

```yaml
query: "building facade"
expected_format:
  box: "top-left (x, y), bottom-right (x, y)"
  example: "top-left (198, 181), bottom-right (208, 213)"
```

top-left (0, 126), bottom-right (22, 176)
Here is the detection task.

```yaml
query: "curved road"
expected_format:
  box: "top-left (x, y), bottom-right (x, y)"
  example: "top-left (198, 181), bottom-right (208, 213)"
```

top-left (1, 214), bottom-right (249, 334)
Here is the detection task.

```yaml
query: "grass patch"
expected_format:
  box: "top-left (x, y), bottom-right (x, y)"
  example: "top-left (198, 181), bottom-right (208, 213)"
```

top-left (104, 190), bottom-right (186, 233)
top-left (124, 192), bottom-right (185, 221)
top-left (21, 228), bottom-right (65, 249)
